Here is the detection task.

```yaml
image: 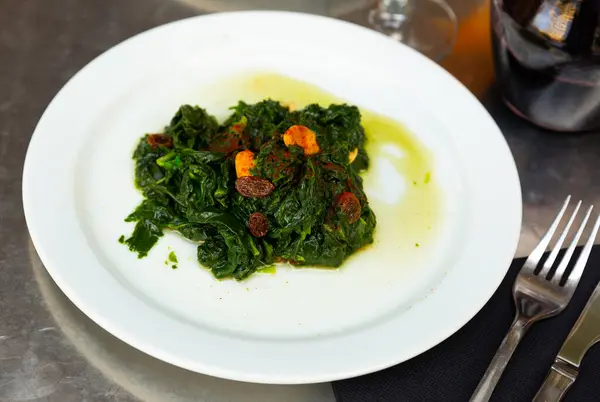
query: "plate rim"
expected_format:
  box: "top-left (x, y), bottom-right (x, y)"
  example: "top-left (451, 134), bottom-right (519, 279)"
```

top-left (22, 10), bottom-right (522, 384)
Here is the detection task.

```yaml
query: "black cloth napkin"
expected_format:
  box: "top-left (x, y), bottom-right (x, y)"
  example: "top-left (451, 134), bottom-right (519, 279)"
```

top-left (333, 246), bottom-right (600, 402)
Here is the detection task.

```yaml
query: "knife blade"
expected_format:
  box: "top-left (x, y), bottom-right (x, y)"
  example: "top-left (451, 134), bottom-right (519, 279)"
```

top-left (532, 281), bottom-right (600, 402)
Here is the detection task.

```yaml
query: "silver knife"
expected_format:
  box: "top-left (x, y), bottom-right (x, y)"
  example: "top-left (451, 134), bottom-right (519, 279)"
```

top-left (532, 280), bottom-right (600, 402)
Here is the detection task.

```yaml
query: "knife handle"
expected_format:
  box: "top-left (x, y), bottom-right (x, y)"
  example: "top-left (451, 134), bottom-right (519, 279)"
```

top-left (532, 359), bottom-right (577, 402)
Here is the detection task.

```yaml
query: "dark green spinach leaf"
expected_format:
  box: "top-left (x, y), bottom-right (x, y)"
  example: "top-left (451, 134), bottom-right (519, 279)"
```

top-left (123, 101), bottom-right (376, 280)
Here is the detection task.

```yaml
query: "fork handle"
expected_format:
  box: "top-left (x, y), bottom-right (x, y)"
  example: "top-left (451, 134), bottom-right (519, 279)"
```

top-left (469, 316), bottom-right (530, 402)
top-left (532, 360), bottom-right (577, 402)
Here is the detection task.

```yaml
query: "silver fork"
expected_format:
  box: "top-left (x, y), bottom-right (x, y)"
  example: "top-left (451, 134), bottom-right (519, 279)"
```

top-left (470, 196), bottom-right (600, 402)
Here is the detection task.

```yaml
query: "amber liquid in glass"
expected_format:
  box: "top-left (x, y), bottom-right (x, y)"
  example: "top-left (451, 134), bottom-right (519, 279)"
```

top-left (441, 1), bottom-right (495, 98)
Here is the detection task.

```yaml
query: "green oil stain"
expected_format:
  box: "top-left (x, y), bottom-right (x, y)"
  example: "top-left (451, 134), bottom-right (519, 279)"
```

top-left (209, 72), bottom-right (442, 256)
top-left (257, 265), bottom-right (277, 274)
top-left (163, 251), bottom-right (178, 269)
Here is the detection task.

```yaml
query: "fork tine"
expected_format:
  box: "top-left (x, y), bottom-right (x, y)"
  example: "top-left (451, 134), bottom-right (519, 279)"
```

top-left (523, 195), bottom-right (571, 272)
top-left (539, 200), bottom-right (581, 278)
top-left (565, 212), bottom-right (600, 288)
top-left (551, 205), bottom-right (593, 285)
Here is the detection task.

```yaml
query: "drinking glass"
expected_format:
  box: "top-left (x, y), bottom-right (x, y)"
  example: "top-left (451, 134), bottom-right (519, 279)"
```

top-left (368, 0), bottom-right (458, 61)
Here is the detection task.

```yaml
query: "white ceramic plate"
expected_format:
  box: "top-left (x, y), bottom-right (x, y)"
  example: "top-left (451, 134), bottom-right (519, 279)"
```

top-left (22, 11), bottom-right (521, 384)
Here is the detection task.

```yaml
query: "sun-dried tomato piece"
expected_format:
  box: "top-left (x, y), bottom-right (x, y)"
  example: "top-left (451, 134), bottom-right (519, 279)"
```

top-left (235, 176), bottom-right (275, 198)
top-left (249, 212), bottom-right (269, 237)
top-left (336, 192), bottom-right (361, 224)
top-left (146, 134), bottom-right (173, 148)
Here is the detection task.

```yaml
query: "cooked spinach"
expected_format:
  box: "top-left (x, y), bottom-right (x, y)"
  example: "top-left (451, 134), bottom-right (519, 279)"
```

top-left (122, 100), bottom-right (376, 280)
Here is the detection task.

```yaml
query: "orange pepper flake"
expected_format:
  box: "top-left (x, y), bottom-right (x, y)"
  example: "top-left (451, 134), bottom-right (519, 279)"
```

top-left (235, 150), bottom-right (256, 178)
top-left (231, 122), bottom-right (246, 135)
top-left (349, 148), bottom-right (358, 163)
top-left (283, 125), bottom-right (320, 155)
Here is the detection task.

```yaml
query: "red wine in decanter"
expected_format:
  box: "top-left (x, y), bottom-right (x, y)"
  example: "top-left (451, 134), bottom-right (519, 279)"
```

top-left (492, 0), bottom-right (600, 131)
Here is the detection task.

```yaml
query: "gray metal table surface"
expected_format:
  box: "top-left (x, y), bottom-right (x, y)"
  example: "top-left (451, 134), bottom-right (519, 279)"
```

top-left (2, 1), bottom-right (600, 401)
